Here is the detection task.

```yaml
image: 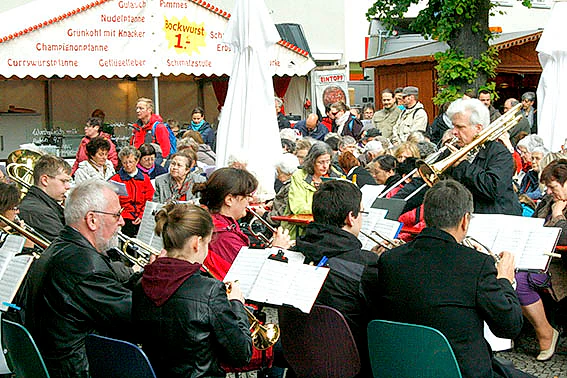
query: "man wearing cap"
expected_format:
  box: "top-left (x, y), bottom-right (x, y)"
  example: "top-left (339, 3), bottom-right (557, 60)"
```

top-left (392, 86), bottom-right (428, 144)
top-left (293, 113), bottom-right (328, 141)
top-left (372, 88), bottom-right (401, 139)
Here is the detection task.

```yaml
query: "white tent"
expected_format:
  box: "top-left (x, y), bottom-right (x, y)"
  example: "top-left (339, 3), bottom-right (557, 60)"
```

top-left (536, 0), bottom-right (567, 151)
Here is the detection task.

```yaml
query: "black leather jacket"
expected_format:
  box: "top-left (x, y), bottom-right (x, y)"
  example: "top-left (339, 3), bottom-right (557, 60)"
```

top-left (21, 226), bottom-right (133, 378)
top-left (132, 270), bottom-right (252, 378)
top-left (19, 185), bottom-right (65, 242)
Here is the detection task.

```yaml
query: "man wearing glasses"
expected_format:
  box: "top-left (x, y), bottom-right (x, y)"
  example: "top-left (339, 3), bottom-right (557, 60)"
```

top-left (21, 179), bottom-right (135, 378)
top-left (19, 154), bottom-right (72, 242)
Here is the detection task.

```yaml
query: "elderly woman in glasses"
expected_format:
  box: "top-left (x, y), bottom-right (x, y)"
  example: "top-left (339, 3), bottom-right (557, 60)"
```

top-left (283, 142), bottom-right (343, 239)
top-left (153, 150), bottom-right (205, 204)
top-left (109, 146), bottom-right (155, 237)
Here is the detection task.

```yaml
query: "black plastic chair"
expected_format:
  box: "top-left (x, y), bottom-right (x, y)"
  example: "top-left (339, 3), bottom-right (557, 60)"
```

top-left (278, 304), bottom-right (361, 378)
top-left (85, 334), bottom-right (156, 378)
top-left (2, 318), bottom-right (50, 378)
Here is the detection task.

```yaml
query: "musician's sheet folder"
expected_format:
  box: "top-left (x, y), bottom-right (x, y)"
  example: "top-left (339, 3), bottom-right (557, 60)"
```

top-left (224, 247), bottom-right (329, 313)
top-left (0, 234), bottom-right (31, 312)
top-left (467, 214), bottom-right (561, 272)
top-left (359, 209), bottom-right (401, 250)
top-left (136, 201), bottom-right (164, 250)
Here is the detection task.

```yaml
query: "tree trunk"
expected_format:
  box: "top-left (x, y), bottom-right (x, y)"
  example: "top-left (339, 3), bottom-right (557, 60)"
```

top-left (447, 0), bottom-right (491, 93)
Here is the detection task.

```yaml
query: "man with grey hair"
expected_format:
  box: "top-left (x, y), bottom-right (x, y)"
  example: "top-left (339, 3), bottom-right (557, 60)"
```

top-left (21, 179), bottom-right (134, 378)
top-left (394, 98), bottom-right (522, 216)
top-left (445, 98), bottom-right (522, 215)
top-left (372, 179), bottom-right (527, 378)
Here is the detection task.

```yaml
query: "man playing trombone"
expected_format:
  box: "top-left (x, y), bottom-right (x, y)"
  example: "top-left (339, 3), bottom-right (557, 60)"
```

top-left (395, 98), bottom-right (522, 216)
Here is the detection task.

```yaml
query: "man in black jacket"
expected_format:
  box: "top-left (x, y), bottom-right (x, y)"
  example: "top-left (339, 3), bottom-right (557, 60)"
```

top-left (296, 180), bottom-right (379, 378)
top-left (372, 180), bottom-right (531, 378)
top-left (19, 154), bottom-right (71, 241)
top-left (21, 180), bottom-right (133, 378)
top-left (395, 98), bottom-right (522, 216)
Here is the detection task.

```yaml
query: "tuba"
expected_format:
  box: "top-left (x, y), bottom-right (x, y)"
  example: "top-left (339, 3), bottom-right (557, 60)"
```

top-left (417, 103), bottom-right (523, 187)
top-left (6, 149), bottom-right (43, 194)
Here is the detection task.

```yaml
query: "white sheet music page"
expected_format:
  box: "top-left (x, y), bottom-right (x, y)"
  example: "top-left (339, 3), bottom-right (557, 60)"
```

top-left (359, 211), bottom-right (400, 250)
top-left (0, 234), bottom-right (31, 312)
top-left (466, 214), bottom-right (558, 271)
top-left (282, 265), bottom-right (329, 313)
top-left (136, 201), bottom-right (164, 250)
top-left (224, 247), bottom-right (271, 297)
top-left (224, 247), bottom-right (306, 298)
top-left (360, 185), bottom-right (385, 211)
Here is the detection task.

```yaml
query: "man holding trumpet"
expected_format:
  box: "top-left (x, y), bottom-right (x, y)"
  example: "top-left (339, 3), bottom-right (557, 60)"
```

top-left (370, 180), bottom-right (532, 378)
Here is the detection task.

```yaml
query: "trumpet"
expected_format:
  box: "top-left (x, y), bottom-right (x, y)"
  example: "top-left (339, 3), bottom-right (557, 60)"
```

top-left (246, 207), bottom-right (276, 246)
top-left (0, 214), bottom-right (50, 251)
top-left (360, 230), bottom-right (405, 250)
top-left (417, 103), bottom-right (523, 186)
top-left (205, 265), bottom-right (280, 350)
top-left (117, 232), bottom-right (161, 268)
top-left (462, 236), bottom-right (501, 265)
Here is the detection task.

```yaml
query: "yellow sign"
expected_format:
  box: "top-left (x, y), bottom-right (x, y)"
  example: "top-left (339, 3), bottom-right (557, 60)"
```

top-left (163, 16), bottom-right (206, 56)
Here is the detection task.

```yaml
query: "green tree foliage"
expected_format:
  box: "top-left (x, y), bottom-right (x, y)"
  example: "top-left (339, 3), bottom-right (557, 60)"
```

top-left (367, 0), bottom-right (529, 104)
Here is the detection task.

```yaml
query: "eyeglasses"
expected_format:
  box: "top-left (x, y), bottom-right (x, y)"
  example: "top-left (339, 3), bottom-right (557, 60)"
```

top-left (47, 175), bottom-right (72, 185)
top-left (360, 210), bottom-right (369, 217)
top-left (90, 208), bottom-right (124, 220)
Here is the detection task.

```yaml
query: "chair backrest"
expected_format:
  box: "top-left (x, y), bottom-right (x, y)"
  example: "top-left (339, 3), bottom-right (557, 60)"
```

top-left (85, 334), bottom-right (156, 378)
top-left (1, 318), bottom-right (50, 378)
top-left (278, 304), bottom-right (361, 378)
top-left (367, 319), bottom-right (462, 378)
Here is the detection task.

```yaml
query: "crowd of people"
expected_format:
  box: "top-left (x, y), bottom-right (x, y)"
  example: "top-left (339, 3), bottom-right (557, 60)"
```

top-left (0, 88), bottom-right (564, 378)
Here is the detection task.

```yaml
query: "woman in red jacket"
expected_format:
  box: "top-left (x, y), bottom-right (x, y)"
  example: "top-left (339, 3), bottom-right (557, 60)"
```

top-left (110, 146), bottom-right (155, 237)
top-left (71, 117), bottom-right (118, 176)
top-left (193, 168), bottom-right (291, 280)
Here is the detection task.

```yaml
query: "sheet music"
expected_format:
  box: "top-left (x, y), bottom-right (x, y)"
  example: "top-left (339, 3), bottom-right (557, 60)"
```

top-left (360, 185), bottom-right (385, 211)
top-left (466, 214), bottom-right (560, 271)
top-left (283, 264), bottom-right (330, 313)
top-left (223, 247), bottom-right (306, 297)
top-left (224, 247), bottom-right (326, 313)
top-left (224, 248), bottom-right (272, 297)
top-left (0, 235), bottom-right (32, 312)
top-left (136, 201), bottom-right (164, 250)
top-left (359, 213), bottom-right (401, 250)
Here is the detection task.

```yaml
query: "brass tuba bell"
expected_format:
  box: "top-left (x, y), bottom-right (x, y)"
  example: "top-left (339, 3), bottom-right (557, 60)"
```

top-left (6, 149), bottom-right (44, 194)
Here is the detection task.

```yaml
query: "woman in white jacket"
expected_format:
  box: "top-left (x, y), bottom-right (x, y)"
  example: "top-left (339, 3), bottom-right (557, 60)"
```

top-left (74, 136), bottom-right (115, 184)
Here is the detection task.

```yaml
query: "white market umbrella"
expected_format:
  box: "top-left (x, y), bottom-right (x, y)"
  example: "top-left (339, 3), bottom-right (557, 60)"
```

top-left (215, 0), bottom-right (283, 200)
top-left (536, 1), bottom-right (567, 151)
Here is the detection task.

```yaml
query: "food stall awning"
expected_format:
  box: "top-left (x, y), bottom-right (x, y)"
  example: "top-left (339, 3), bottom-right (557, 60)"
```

top-left (0, 0), bottom-right (315, 78)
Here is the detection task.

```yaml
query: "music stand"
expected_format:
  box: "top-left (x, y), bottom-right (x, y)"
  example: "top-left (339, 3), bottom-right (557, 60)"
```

top-left (371, 198), bottom-right (407, 220)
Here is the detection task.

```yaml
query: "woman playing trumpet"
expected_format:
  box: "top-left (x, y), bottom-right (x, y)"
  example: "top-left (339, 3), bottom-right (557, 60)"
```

top-left (131, 202), bottom-right (252, 377)
top-left (193, 168), bottom-right (291, 280)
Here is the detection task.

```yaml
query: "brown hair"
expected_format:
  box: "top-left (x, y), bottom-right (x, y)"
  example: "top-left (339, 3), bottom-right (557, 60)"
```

top-left (193, 167), bottom-right (257, 213)
top-left (338, 151), bottom-right (360, 173)
top-left (541, 159), bottom-right (567, 185)
top-left (0, 182), bottom-right (21, 215)
top-left (182, 130), bottom-right (204, 144)
top-left (33, 155), bottom-right (71, 186)
top-left (154, 203), bottom-right (213, 255)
